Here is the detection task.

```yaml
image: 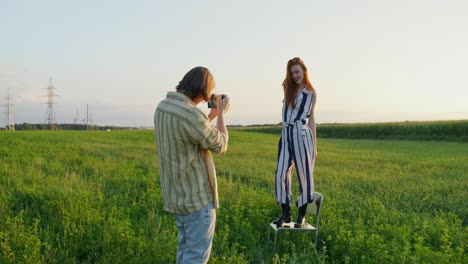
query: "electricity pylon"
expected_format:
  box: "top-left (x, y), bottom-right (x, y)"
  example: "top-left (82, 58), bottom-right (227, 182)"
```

top-left (2, 89), bottom-right (15, 131)
top-left (44, 78), bottom-right (58, 130)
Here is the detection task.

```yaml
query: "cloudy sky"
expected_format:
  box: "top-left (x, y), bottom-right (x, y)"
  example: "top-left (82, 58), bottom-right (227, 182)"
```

top-left (1, 0), bottom-right (467, 127)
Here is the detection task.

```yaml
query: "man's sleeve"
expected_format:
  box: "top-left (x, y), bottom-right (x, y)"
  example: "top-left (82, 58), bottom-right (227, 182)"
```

top-left (183, 110), bottom-right (228, 154)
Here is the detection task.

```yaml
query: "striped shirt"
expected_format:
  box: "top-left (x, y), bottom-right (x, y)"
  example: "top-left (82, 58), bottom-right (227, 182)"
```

top-left (154, 91), bottom-right (228, 214)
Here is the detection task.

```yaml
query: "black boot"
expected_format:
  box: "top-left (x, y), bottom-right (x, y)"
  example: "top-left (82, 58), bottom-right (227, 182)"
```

top-left (294, 204), bottom-right (307, 228)
top-left (273, 204), bottom-right (291, 227)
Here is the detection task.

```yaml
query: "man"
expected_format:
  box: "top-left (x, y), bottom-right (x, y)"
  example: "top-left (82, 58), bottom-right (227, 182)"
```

top-left (154, 66), bottom-right (230, 263)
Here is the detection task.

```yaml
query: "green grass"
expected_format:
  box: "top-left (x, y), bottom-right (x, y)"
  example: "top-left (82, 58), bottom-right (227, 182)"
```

top-left (0, 130), bottom-right (467, 263)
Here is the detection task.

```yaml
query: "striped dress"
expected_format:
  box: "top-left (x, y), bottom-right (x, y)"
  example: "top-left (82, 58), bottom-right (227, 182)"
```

top-left (275, 87), bottom-right (315, 207)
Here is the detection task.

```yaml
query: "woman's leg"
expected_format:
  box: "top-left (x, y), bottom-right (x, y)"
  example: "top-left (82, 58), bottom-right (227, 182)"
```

top-left (275, 133), bottom-right (294, 206)
top-left (291, 126), bottom-right (315, 207)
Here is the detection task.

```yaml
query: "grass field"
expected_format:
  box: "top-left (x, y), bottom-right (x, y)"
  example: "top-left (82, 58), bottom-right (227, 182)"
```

top-left (0, 129), bottom-right (467, 263)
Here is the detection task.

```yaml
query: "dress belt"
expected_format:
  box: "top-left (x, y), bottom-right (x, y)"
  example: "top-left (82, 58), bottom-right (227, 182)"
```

top-left (283, 119), bottom-right (306, 127)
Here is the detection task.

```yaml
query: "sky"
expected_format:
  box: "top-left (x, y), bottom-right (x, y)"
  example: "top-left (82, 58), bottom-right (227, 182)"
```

top-left (1, 0), bottom-right (467, 127)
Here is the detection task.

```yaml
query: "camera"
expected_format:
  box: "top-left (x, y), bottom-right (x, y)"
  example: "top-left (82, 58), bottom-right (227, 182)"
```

top-left (208, 94), bottom-right (226, 108)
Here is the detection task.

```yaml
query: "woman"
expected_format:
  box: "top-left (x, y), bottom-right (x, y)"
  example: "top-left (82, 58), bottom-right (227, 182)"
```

top-left (273, 57), bottom-right (317, 228)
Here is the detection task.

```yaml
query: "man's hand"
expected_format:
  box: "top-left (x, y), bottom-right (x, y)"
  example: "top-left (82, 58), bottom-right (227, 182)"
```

top-left (208, 94), bottom-right (229, 121)
top-left (215, 94), bottom-right (229, 143)
top-left (217, 94), bottom-right (230, 115)
top-left (208, 103), bottom-right (218, 121)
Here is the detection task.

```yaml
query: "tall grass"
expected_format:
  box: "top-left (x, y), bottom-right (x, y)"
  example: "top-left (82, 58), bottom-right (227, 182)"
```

top-left (0, 130), bottom-right (466, 263)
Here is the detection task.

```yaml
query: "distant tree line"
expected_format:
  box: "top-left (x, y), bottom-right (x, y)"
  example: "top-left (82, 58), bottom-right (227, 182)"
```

top-left (242, 120), bottom-right (468, 142)
top-left (8, 123), bottom-right (136, 131)
top-left (227, 122), bottom-right (283, 128)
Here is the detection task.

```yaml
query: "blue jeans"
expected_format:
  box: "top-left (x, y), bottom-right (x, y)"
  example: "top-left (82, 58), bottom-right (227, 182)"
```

top-left (174, 202), bottom-right (216, 264)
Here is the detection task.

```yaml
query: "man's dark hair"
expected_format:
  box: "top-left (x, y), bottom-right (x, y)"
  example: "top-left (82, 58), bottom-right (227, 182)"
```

top-left (176, 67), bottom-right (215, 101)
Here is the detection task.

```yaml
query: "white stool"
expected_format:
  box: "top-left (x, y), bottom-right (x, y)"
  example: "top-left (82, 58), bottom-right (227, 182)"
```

top-left (269, 192), bottom-right (323, 255)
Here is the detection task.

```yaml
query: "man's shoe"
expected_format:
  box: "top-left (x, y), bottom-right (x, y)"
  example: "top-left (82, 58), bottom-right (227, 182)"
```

top-left (273, 203), bottom-right (291, 227)
top-left (294, 204), bottom-right (307, 228)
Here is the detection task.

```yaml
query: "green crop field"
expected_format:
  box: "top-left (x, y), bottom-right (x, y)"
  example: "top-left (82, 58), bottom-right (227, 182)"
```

top-left (0, 129), bottom-right (467, 263)
top-left (241, 120), bottom-right (468, 142)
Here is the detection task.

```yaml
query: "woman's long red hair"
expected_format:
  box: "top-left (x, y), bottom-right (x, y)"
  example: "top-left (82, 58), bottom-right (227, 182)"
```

top-left (283, 57), bottom-right (315, 107)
